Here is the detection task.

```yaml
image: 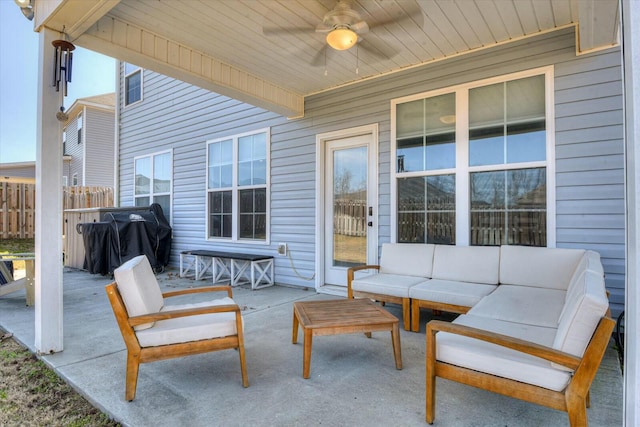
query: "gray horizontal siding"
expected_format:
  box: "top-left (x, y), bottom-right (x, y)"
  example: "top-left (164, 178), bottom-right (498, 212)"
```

top-left (84, 108), bottom-right (114, 188)
top-left (117, 27), bottom-right (625, 315)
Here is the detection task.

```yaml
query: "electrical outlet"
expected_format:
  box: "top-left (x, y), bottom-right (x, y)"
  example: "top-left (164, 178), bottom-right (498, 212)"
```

top-left (277, 243), bottom-right (288, 256)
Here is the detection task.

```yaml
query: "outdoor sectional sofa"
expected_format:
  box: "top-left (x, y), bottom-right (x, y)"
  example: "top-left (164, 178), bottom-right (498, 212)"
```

top-left (347, 243), bottom-right (613, 425)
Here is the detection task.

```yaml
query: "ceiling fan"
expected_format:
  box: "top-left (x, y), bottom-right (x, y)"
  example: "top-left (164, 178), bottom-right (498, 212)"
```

top-left (263, 0), bottom-right (423, 63)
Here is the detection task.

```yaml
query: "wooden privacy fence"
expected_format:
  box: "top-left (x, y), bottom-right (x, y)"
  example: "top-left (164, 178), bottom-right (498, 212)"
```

top-left (0, 182), bottom-right (35, 239)
top-left (0, 183), bottom-right (113, 239)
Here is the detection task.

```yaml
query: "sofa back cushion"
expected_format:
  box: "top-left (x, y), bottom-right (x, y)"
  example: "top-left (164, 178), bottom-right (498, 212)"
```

top-left (379, 243), bottom-right (435, 277)
top-left (113, 255), bottom-right (164, 331)
top-left (431, 245), bottom-right (500, 284)
top-left (499, 246), bottom-right (585, 290)
top-left (553, 270), bottom-right (609, 357)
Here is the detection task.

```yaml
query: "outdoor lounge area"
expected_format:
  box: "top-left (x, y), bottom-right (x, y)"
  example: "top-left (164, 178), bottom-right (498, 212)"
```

top-left (0, 266), bottom-right (623, 426)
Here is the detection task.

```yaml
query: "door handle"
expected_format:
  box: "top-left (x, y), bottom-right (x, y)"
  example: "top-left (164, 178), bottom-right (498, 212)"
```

top-left (368, 206), bottom-right (373, 216)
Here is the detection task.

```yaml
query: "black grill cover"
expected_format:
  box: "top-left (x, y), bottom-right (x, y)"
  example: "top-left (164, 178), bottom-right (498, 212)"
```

top-left (79, 204), bottom-right (171, 275)
top-left (80, 222), bottom-right (112, 275)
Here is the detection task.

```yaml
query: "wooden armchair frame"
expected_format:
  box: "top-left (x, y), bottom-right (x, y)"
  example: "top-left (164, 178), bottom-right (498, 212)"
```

top-left (425, 317), bottom-right (615, 426)
top-left (347, 264), bottom-right (411, 331)
top-left (105, 283), bottom-right (249, 401)
top-left (0, 255), bottom-right (35, 306)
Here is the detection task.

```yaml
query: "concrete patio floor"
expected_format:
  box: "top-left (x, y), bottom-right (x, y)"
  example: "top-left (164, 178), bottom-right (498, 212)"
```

top-left (0, 267), bottom-right (624, 426)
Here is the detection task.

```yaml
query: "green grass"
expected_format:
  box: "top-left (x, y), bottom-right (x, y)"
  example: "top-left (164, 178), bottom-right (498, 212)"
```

top-left (0, 331), bottom-right (120, 426)
top-left (0, 238), bottom-right (34, 255)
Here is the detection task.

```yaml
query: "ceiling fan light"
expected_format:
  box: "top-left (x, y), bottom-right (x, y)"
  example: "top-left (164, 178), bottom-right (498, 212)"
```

top-left (326, 28), bottom-right (357, 51)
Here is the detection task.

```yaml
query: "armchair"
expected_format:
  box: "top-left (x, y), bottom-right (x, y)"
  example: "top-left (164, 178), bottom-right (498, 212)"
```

top-left (105, 255), bottom-right (248, 401)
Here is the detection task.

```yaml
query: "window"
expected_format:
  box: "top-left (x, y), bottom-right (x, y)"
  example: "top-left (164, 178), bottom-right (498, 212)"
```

top-left (63, 175), bottom-right (68, 187)
top-left (77, 113), bottom-right (82, 144)
top-left (206, 129), bottom-right (269, 242)
top-left (72, 173), bottom-right (78, 186)
top-left (62, 128), bottom-right (67, 154)
top-left (392, 68), bottom-right (554, 247)
top-left (134, 151), bottom-right (172, 222)
top-left (124, 63), bottom-right (142, 106)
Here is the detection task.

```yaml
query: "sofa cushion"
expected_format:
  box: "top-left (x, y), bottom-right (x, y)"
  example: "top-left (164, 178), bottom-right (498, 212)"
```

top-left (379, 243), bottom-right (435, 277)
top-left (136, 297), bottom-right (238, 347)
top-left (467, 285), bottom-right (566, 328)
top-left (351, 273), bottom-right (426, 298)
top-left (436, 314), bottom-right (570, 391)
top-left (499, 246), bottom-right (585, 290)
top-left (553, 270), bottom-right (609, 357)
top-left (432, 245), bottom-right (500, 284)
top-left (114, 255), bottom-right (164, 331)
top-left (409, 279), bottom-right (497, 309)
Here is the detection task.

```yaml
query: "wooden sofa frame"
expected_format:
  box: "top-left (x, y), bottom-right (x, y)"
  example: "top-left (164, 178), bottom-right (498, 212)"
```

top-left (105, 283), bottom-right (249, 401)
top-left (425, 316), bottom-right (615, 426)
top-left (347, 264), bottom-right (411, 331)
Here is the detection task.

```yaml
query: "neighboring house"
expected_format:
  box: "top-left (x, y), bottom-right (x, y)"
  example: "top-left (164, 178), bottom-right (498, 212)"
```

top-left (116, 28), bottom-right (625, 318)
top-left (0, 159), bottom-right (71, 184)
top-left (0, 161), bottom-right (35, 181)
top-left (62, 93), bottom-right (116, 188)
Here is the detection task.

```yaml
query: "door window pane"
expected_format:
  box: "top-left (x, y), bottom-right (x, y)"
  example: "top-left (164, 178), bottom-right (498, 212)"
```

top-left (333, 146), bottom-right (367, 267)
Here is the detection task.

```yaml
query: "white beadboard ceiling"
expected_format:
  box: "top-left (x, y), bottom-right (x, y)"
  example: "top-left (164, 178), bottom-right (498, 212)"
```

top-left (36, 0), bottom-right (620, 117)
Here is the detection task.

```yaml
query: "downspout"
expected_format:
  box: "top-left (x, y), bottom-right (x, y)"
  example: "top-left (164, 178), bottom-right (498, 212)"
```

top-left (114, 60), bottom-right (120, 207)
top-left (622, 1), bottom-right (640, 425)
top-left (81, 105), bottom-right (87, 186)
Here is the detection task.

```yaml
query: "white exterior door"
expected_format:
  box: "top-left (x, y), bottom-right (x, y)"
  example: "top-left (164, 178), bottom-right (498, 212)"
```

top-left (322, 131), bottom-right (377, 287)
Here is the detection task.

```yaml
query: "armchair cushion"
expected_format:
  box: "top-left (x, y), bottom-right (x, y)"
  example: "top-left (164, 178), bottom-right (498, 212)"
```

top-left (409, 279), bottom-right (497, 308)
top-left (379, 243), bottom-right (435, 277)
top-left (113, 255), bottom-right (164, 331)
top-left (499, 246), bottom-right (585, 290)
top-left (136, 297), bottom-right (238, 347)
top-left (436, 314), bottom-right (570, 391)
top-left (467, 285), bottom-right (566, 328)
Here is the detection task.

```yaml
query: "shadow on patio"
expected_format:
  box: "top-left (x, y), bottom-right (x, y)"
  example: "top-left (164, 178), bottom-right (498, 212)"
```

top-left (0, 267), bottom-right (623, 426)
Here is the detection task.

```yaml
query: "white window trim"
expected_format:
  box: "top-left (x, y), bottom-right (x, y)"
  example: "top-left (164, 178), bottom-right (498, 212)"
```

top-left (205, 127), bottom-right (271, 245)
top-left (124, 64), bottom-right (143, 107)
top-left (390, 66), bottom-right (556, 247)
top-left (133, 149), bottom-right (173, 222)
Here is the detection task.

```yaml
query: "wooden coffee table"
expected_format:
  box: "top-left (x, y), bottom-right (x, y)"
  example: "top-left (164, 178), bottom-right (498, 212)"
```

top-left (292, 298), bottom-right (402, 379)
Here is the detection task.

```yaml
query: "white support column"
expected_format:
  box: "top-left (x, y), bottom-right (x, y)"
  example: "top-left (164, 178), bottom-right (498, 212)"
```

top-left (623, 0), bottom-right (640, 425)
top-left (35, 27), bottom-right (64, 353)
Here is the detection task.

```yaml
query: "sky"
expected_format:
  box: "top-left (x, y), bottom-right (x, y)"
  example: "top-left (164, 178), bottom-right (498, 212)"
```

top-left (0, 0), bottom-right (116, 164)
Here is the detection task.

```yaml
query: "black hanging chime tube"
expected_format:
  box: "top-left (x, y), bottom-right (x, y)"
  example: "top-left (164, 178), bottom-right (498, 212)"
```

top-left (52, 40), bottom-right (75, 96)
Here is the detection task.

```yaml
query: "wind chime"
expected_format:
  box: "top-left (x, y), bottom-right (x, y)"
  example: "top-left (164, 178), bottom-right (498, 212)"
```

top-left (52, 38), bottom-right (75, 121)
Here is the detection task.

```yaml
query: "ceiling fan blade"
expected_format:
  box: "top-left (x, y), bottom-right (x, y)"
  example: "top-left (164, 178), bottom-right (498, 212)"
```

top-left (351, 21), bottom-right (369, 34)
top-left (357, 38), bottom-right (396, 61)
top-left (315, 23), bottom-right (333, 33)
